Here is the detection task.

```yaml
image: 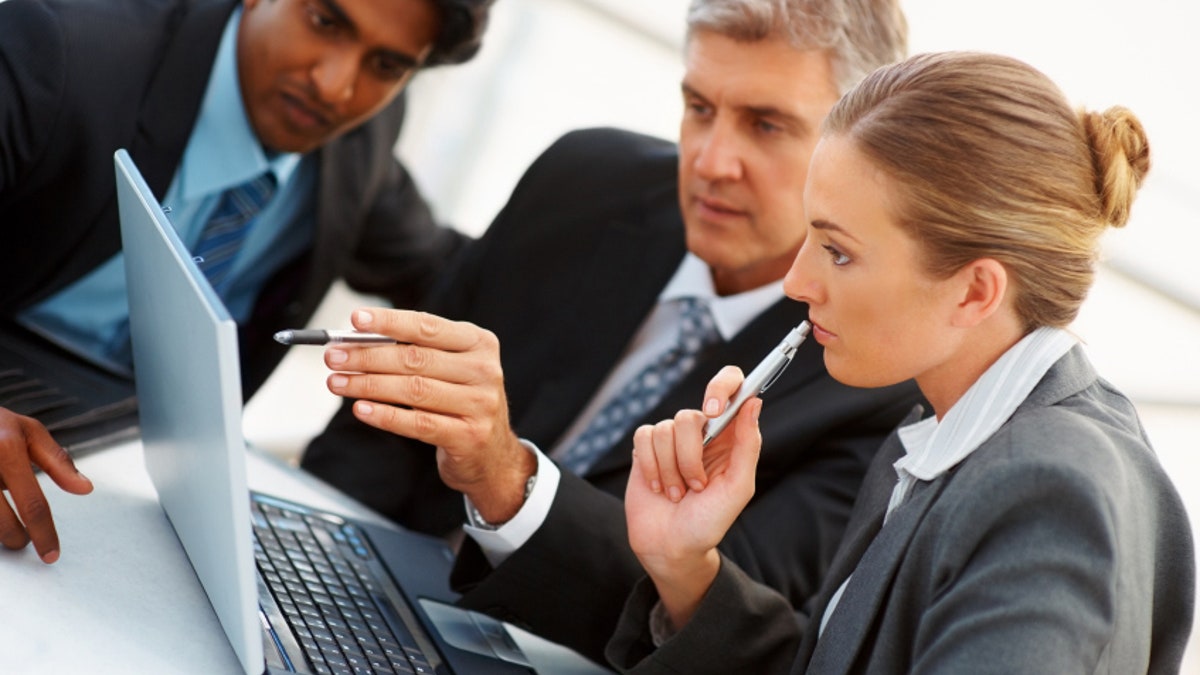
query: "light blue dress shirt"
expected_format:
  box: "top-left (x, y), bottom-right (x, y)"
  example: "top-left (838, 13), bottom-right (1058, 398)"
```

top-left (19, 8), bottom-right (315, 377)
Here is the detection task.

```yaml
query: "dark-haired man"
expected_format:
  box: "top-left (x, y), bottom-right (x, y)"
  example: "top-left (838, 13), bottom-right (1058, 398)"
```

top-left (0, 0), bottom-right (494, 563)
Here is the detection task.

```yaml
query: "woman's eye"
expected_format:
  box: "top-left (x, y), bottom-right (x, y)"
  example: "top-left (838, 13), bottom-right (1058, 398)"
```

top-left (822, 244), bottom-right (851, 266)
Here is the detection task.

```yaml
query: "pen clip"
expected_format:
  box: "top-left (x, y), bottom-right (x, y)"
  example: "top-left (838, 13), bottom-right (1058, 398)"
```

top-left (758, 353), bottom-right (794, 394)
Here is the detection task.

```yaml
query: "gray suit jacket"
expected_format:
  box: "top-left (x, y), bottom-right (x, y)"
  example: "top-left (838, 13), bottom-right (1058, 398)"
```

top-left (607, 346), bottom-right (1195, 674)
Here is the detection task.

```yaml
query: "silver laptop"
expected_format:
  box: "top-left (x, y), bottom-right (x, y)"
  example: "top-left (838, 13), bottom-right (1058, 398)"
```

top-left (114, 150), bottom-right (610, 675)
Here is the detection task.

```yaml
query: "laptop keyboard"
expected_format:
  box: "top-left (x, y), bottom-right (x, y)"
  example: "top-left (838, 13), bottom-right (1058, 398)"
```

top-left (251, 499), bottom-right (436, 674)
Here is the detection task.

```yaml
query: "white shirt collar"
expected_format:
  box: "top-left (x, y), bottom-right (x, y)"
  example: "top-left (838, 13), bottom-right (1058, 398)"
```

top-left (176, 7), bottom-right (301, 201)
top-left (658, 253), bottom-right (785, 341)
top-left (886, 326), bottom-right (1079, 517)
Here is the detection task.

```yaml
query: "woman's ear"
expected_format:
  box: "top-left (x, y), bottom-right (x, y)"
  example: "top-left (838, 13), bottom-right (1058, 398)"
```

top-left (949, 258), bottom-right (1008, 328)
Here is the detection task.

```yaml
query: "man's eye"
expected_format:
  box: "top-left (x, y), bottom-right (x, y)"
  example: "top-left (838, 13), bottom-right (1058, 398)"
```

top-left (755, 119), bottom-right (782, 134)
top-left (306, 5), bottom-right (336, 30)
top-left (684, 99), bottom-right (712, 117)
top-left (373, 56), bottom-right (410, 80)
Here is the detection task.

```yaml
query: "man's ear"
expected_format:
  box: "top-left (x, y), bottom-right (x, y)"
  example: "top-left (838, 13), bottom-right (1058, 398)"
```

top-left (949, 258), bottom-right (1008, 328)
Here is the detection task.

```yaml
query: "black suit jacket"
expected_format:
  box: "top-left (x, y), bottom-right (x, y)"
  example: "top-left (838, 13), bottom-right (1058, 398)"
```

top-left (0, 0), bottom-right (464, 396)
top-left (302, 128), bottom-right (925, 663)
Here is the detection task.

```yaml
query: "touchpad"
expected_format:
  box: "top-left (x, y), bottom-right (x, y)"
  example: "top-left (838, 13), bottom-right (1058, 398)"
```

top-left (418, 598), bottom-right (533, 668)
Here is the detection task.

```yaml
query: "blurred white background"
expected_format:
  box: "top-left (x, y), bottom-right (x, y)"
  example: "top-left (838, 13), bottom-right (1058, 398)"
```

top-left (243, 0), bottom-right (1200, 669)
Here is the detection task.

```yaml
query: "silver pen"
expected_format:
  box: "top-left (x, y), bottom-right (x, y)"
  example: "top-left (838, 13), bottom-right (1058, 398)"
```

top-left (701, 320), bottom-right (812, 446)
top-left (273, 329), bottom-right (397, 346)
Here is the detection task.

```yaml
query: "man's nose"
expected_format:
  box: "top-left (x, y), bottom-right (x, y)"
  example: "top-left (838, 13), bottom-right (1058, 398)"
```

top-left (692, 120), bottom-right (744, 183)
top-left (311, 51), bottom-right (357, 104)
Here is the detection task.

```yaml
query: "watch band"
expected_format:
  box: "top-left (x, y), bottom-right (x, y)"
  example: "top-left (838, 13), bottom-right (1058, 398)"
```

top-left (468, 473), bottom-right (537, 531)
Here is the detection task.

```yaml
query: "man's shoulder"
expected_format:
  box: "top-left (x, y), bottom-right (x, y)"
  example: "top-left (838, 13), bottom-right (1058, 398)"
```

top-left (2, 0), bottom-right (195, 38)
top-left (547, 127), bottom-right (677, 160)
top-left (528, 127), bottom-right (678, 186)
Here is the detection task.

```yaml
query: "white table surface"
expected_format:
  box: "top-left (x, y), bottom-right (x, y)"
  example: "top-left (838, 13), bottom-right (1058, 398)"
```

top-left (1, 440), bottom-right (382, 673)
top-left (2, 440), bottom-right (611, 674)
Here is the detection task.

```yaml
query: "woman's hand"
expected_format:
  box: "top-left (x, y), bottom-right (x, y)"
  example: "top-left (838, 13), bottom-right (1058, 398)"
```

top-left (624, 366), bottom-right (763, 631)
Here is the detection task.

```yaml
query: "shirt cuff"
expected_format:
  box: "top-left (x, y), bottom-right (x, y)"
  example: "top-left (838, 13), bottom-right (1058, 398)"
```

top-left (648, 600), bottom-right (677, 647)
top-left (462, 439), bottom-right (561, 568)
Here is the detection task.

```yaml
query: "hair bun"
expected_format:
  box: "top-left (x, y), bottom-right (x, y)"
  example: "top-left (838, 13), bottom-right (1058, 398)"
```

top-left (1081, 106), bottom-right (1150, 228)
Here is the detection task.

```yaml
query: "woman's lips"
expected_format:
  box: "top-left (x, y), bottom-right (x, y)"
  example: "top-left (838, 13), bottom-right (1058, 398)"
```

top-left (810, 320), bottom-right (835, 344)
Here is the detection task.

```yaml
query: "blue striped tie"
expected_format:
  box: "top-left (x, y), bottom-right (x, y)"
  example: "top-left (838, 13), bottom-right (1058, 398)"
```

top-left (557, 297), bottom-right (722, 476)
top-left (192, 173), bottom-right (276, 294)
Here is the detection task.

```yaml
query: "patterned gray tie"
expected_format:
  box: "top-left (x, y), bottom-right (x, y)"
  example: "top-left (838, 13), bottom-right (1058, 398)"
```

top-left (558, 297), bottom-right (722, 476)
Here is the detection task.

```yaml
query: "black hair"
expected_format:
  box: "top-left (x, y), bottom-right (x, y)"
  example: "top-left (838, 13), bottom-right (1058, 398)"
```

top-left (427, 0), bottom-right (495, 66)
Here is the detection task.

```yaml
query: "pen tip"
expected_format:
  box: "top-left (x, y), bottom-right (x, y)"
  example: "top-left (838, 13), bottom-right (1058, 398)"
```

top-left (273, 330), bottom-right (292, 345)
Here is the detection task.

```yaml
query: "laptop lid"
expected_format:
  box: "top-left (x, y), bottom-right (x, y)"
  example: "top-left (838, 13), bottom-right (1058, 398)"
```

top-left (116, 149), bottom-right (263, 674)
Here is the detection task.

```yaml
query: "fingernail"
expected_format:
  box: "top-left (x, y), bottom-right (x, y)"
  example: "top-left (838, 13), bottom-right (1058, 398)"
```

top-left (668, 486), bottom-right (682, 502)
top-left (41, 550), bottom-right (60, 564)
top-left (704, 397), bottom-right (720, 416)
top-left (650, 480), bottom-right (662, 494)
top-left (753, 399), bottom-right (763, 421)
top-left (327, 349), bottom-right (348, 365)
top-left (355, 401), bottom-right (374, 416)
top-left (354, 310), bottom-right (374, 327)
top-left (329, 374), bottom-right (348, 389)
top-left (689, 479), bottom-right (705, 492)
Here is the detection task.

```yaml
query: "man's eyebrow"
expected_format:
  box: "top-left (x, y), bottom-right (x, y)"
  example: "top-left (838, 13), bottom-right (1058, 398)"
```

top-left (745, 105), bottom-right (809, 134)
top-left (316, 0), bottom-right (424, 67)
top-left (680, 82), bottom-right (708, 103)
top-left (316, 0), bottom-right (353, 30)
top-left (680, 82), bottom-right (810, 134)
top-left (811, 219), bottom-right (861, 244)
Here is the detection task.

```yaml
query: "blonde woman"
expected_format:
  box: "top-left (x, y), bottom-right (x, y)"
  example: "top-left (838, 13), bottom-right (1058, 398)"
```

top-left (608, 51), bottom-right (1195, 674)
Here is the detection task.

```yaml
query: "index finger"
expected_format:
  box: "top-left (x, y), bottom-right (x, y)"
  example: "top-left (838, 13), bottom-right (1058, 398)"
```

top-left (350, 308), bottom-right (482, 352)
top-left (0, 424), bottom-right (60, 563)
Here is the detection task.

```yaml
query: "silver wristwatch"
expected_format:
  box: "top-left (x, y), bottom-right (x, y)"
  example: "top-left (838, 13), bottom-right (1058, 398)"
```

top-left (469, 473), bottom-right (537, 531)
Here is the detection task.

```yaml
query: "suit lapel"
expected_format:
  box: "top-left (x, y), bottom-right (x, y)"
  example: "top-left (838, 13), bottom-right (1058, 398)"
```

top-left (805, 475), bottom-right (949, 674)
top-left (513, 198), bottom-right (687, 449)
top-left (792, 419), bottom-right (912, 669)
top-left (128, 0), bottom-right (237, 197)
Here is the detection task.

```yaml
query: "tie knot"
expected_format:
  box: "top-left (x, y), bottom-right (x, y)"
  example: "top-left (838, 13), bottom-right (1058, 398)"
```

top-left (242, 171), bottom-right (278, 207)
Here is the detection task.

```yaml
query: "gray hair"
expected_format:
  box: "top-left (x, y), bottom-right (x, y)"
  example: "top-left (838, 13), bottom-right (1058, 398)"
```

top-left (686, 0), bottom-right (908, 94)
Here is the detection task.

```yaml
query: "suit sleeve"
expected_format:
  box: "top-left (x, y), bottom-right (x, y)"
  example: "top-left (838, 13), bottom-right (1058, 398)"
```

top-left (0, 0), bottom-right (66, 198)
top-left (336, 95), bottom-right (472, 310)
top-left (605, 557), bottom-right (801, 675)
top-left (300, 128), bottom-right (637, 529)
top-left (451, 470), bottom-right (644, 663)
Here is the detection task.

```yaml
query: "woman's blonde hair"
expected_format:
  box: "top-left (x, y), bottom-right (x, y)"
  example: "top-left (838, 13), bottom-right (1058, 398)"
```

top-left (823, 51), bottom-right (1150, 330)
